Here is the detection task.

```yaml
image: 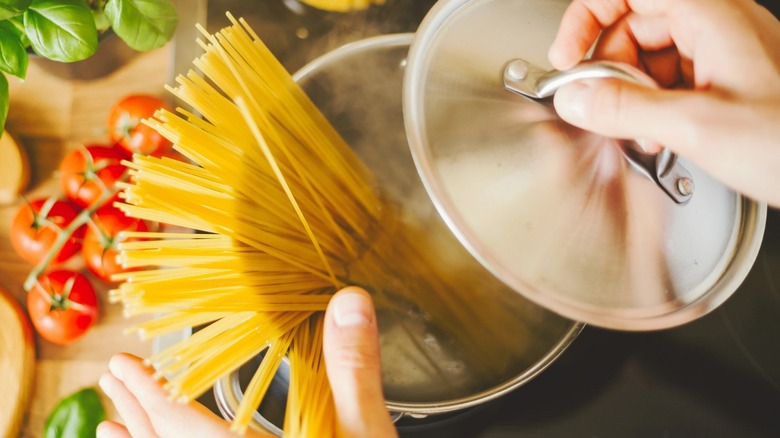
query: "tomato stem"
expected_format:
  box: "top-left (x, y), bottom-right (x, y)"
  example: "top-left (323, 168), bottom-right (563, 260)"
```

top-left (116, 113), bottom-right (136, 142)
top-left (33, 278), bottom-right (88, 313)
top-left (75, 145), bottom-right (113, 198)
top-left (33, 279), bottom-right (53, 304)
top-left (23, 169), bottom-right (131, 292)
top-left (86, 216), bottom-right (113, 248)
top-left (39, 195), bottom-right (59, 219)
top-left (49, 293), bottom-right (69, 312)
top-left (31, 194), bottom-right (63, 231)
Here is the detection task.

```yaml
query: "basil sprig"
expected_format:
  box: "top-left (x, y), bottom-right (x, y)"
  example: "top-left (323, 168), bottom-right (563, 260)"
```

top-left (0, 0), bottom-right (178, 132)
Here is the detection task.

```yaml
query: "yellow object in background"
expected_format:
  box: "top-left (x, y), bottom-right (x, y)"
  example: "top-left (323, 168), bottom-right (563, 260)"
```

top-left (0, 286), bottom-right (36, 438)
top-left (299, 0), bottom-right (385, 12)
top-left (0, 131), bottom-right (30, 206)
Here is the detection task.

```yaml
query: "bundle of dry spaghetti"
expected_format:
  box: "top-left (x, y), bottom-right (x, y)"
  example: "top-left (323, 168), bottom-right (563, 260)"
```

top-left (111, 13), bottom-right (530, 436)
top-left (298, 0), bottom-right (385, 13)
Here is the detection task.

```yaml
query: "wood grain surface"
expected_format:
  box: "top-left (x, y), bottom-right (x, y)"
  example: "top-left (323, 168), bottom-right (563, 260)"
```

top-left (1, 43), bottom-right (174, 437)
top-left (0, 286), bottom-right (35, 438)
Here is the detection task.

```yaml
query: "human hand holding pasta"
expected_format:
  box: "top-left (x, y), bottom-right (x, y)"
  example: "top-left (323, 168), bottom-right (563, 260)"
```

top-left (322, 288), bottom-right (396, 438)
top-left (98, 287), bottom-right (397, 438)
top-left (548, 0), bottom-right (780, 208)
top-left (97, 352), bottom-right (252, 438)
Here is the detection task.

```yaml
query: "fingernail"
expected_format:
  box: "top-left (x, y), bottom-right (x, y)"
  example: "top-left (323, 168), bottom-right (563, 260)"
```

top-left (548, 44), bottom-right (565, 70)
top-left (554, 81), bottom-right (593, 125)
top-left (96, 422), bottom-right (111, 438)
top-left (333, 292), bottom-right (372, 327)
top-left (108, 356), bottom-right (123, 381)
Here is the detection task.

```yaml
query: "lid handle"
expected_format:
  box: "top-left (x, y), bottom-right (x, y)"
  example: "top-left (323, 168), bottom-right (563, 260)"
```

top-left (503, 59), bottom-right (694, 204)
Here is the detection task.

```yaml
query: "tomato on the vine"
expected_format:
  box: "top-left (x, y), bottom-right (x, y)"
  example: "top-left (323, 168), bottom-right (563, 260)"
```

top-left (59, 144), bottom-right (128, 208)
top-left (83, 205), bottom-right (149, 282)
top-left (11, 198), bottom-right (85, 265)
top-left (107, 94), bottom-right (172, 157)
top-left (27, 270), bottom-right (98, 345)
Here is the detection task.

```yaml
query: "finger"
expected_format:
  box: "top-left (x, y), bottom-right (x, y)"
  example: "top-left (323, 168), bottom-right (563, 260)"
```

top-left (96, 421), bottom-right (131, 438)
top-left (553, 78), bottom-right (747, 168)
top-left (621, 12), bottom-right (673, 51)
top-left (549, 0), bottom-right (760, 71)
top-left (549, 0), bottom-right (632, 69)
top-left (554, 77), bottom-right (780, 206)
top-left (592, 17), bottom-right (640, 66)
top-left (593, 13), bottom-right (674, 63)
top-left (646, 0), bottom-right (765, 65)
top-left (627, 0), bottom-right (744, 18)
top-left (553, 78), bottom-right (702, 146)
top-left (108, 353), bottom-right (260, 438)
top-left (99, 372), bottom-right (159, 438)
top-left (639, 46), bottom-right (684, 89)
top-left (679, 56), bottom-right (694, 88)
top-left (323, 287), bottom-right (396, 438)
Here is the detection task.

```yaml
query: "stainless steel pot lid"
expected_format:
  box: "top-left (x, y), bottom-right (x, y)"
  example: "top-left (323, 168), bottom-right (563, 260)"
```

top-left (403, 0), bottom-right (768, 330)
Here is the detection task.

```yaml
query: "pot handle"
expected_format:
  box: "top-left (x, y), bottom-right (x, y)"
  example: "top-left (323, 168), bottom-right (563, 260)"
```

top-left (502, 59), bottom-right (694, 204)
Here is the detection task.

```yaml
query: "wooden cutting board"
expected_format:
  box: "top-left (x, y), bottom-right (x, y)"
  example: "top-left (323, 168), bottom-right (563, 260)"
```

top-left (0, 286), bottom-right (36, 438)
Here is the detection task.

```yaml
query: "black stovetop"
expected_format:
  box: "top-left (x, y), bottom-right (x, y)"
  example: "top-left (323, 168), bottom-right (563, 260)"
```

top-left (188, 1), bottom-right (780, 436)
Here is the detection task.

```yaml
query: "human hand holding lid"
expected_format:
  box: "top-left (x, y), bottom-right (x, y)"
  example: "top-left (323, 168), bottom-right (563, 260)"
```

top-left (548, 0), bottom-right (780, 208)
top-left (404, 0), bottom-right (767, 329)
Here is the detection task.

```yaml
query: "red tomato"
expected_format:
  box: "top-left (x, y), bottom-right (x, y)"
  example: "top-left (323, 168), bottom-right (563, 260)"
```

top-left (83, 205), bottom-right (149, 282)
top-left (107, 94), bottom-right (172, 156)
top-left (59, 144), bottom-right (128, 208)
top-left (27, 270), bottom-right (98, 345)
top-left (11, 198), bottom-right (85, 265)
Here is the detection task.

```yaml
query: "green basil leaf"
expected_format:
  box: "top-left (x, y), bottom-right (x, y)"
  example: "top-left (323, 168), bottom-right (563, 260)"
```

top-left (0, 0), bottom-right (32, 21)
top-left (24, 0), bottom-right (98, 62)
top-left (0, 73), bottom-right (8, 133)
top-left (104, 0), bottom-right (177, 52)
top-left (0, 20), bottom-right (28, 77)
top-left (91, 8), bottom-right (108, 32)
top-left (8, 15), bottom-right (30, 46)
top-left (44, 387), bottom-right (106, 438)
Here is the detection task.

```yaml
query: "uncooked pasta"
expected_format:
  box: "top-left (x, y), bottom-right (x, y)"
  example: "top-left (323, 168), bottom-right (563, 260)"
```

top-left (112, 13), bottom-right (529, 436)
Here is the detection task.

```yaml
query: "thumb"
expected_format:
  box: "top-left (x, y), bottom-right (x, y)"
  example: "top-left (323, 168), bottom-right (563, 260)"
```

top-left (553, 78), bottom-right (701, 152)
top-left (323, 287), bottom-right (397, 438)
